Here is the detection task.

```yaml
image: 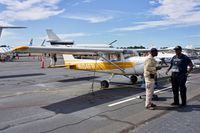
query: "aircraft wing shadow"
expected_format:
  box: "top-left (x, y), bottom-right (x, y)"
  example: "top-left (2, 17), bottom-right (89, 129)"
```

top-left (42, 87), bottom-right (144, 114)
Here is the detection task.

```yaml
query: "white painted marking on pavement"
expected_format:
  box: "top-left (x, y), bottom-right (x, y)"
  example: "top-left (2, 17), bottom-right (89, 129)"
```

top-left (108, 97), bottom-right (138, 107)
top-left (108, 86), bottom-right (171, 107)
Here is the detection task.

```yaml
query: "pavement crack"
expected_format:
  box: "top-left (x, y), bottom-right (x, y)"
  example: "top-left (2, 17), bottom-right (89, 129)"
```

top-left (40, 111), bottom-right (136, 133)
top-left (39, 99), bottom-right (144, 133)
top-left (40, 115), bottom-right (95, 133)
top-left (97, 115), bottom-right (138, 133)
top-left (98, 114), bottom-right (136, 127)
top-left (0, 113), bottom-right (56, 132)
top-left (0, 125), bottom-right (11, 131)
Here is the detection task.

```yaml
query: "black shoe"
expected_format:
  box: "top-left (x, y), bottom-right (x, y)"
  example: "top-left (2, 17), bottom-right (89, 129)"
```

top-left (171, 102), bottom-right (180, 106)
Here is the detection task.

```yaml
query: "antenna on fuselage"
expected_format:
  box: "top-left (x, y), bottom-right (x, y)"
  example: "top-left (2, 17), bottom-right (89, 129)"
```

top-left (41, 39), bottom-right (46, 46)
top-left (108, 40), bottom-right (117, 47)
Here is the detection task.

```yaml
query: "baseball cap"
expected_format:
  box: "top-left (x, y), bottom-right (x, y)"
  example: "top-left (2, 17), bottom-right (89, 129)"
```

top-left (174, 46), bottom-right (182, 51)
top-left (150, 48), bottom-right (158, 52)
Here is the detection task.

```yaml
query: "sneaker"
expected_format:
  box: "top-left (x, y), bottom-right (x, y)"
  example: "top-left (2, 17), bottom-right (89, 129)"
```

top-left (171, 102), bottom-right (180, 106)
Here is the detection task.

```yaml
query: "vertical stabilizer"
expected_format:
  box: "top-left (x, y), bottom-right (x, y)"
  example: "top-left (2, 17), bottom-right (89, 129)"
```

top-left (46, 29), bottom-right (61, 41)
top-left (46, 29), bottom-right (74, 45)
top-left (29, 38), bottom-right (33, 46)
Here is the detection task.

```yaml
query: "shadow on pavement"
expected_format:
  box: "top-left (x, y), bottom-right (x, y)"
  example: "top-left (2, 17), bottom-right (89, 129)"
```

top-left (154, 96), bottom-right (171, 101)
top-left (155, 104), bottom-right (200, 112)
top-left (0, 73), bottom-right (46, 79)
top-left (43, 75), bottom-right (172, 114)
top-left (42, 86), bottom-right (144, 114)
top-left (177, 104), bottom-right (200, 112)
top-left (58, 76), bottom-right (99, 83)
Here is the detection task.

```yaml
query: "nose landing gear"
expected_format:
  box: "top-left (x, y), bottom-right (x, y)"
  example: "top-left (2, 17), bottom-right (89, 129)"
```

top-left (130, 75), bottom-right (138, 84)
top-left (100, 80), bottom-right (109, 89)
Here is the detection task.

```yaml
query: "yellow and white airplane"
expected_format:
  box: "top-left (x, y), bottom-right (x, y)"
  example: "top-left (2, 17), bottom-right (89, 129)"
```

top-left (12, 45), bottom-right (162, 88)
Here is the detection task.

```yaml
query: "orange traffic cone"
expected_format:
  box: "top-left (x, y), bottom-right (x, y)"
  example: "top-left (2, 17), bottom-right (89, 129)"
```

top-left (1, 55), bottom-right (4, 63)
top-left (41, 56), bottom-right (45, 69)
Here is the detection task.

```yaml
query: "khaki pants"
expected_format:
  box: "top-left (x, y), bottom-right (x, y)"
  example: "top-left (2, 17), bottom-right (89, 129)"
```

top-left (145, 78), bottom-right (155, 107)
top-left (50, 58), bottom-right (54, 66)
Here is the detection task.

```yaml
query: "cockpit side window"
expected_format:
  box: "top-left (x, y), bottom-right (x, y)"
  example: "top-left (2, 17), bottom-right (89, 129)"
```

top-left (99, 53), bottom-right (121, 61)
top-left (110, 53), bottom-right (120, 61)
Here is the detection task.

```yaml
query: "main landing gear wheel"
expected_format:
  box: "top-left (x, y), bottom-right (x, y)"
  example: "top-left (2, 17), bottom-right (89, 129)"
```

top-left (100, 80), bottom-right (109, 89)
top-left (130, 75), bottom-right (138, 84)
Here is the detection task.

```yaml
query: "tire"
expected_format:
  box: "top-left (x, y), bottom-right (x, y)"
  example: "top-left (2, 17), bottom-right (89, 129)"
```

top-left (101, 80), bottom-right (109, 89)
top-left (130, 75), bottom-right (138, 84)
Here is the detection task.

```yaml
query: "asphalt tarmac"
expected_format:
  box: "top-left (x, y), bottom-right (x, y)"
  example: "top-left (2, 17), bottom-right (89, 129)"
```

top-left (0, 57), bottom-right (199, 133)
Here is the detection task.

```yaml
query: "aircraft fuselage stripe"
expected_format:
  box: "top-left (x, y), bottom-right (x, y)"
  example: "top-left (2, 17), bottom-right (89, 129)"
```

top-left (64, 60), bottom-right (135, 70)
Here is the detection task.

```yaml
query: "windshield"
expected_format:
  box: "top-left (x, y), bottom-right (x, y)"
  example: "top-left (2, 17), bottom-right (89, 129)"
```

top-left (123, 50), bottom-right (138, 59)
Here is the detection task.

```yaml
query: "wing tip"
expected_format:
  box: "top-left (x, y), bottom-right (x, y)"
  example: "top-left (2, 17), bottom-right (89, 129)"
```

top-left (12, 46), bottom-right (29, 52)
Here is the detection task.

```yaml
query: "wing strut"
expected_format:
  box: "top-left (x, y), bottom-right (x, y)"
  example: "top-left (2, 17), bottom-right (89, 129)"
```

top-left (98, 54), bottom-right (131, 79)
top-left (98, 54), bottom-right (126, 74)
top-left (90, 53), bottom-right (99, 95)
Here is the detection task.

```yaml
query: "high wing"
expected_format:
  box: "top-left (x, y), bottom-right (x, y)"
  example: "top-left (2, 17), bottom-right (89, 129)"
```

top-left (182, 48), bottom-right (200, 52)
top-left (134, 48), bottom-right (173, 53)
top-left (12, 45), bottom-right (124, 54)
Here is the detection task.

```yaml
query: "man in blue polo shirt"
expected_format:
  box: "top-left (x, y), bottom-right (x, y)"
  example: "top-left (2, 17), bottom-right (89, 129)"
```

top-left (166, 46), bottom-right (193, 106)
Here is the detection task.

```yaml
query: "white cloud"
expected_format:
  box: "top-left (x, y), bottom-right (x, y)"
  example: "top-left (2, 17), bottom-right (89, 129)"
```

top-left (64, 14), bottom-right (113, 23)
top-left (0, 0), bottom-right (64, 22)
top-left (42, 32), bottom-right (90, 40)
top-left (149, 0), bottom-right (157, 5)
top-left (111, 0), bottom-right (200, 32)
top-left (58, 33), bottom-right (90, 38)
top-left (68, 0), bottom-right (95, 7)
top-left (82, 0), bottom-right (95, 3)
top-left (0, 20), bottom-right (12, 26)
top-left (63, 10), bottom-right (124, 23)
top-left (111, 20), bottom-right (176, 32)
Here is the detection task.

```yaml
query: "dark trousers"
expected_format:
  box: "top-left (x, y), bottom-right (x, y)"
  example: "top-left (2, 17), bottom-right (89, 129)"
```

top-left (171, 74), bottom-right (187, 105)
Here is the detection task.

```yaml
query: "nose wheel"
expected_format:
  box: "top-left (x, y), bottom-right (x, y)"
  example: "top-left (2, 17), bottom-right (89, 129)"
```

top-left (100, 80), bottom-right (109, 89)
top-left (130, 75), bottom-right (138, 84)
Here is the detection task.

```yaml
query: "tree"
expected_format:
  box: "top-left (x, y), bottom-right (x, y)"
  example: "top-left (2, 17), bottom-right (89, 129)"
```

top-left (127, 45), bottom-right (146, 49)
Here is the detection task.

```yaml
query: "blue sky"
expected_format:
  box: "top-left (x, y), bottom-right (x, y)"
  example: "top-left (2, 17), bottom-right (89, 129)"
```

top-left (0, 0), bottom-right (200, 48)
